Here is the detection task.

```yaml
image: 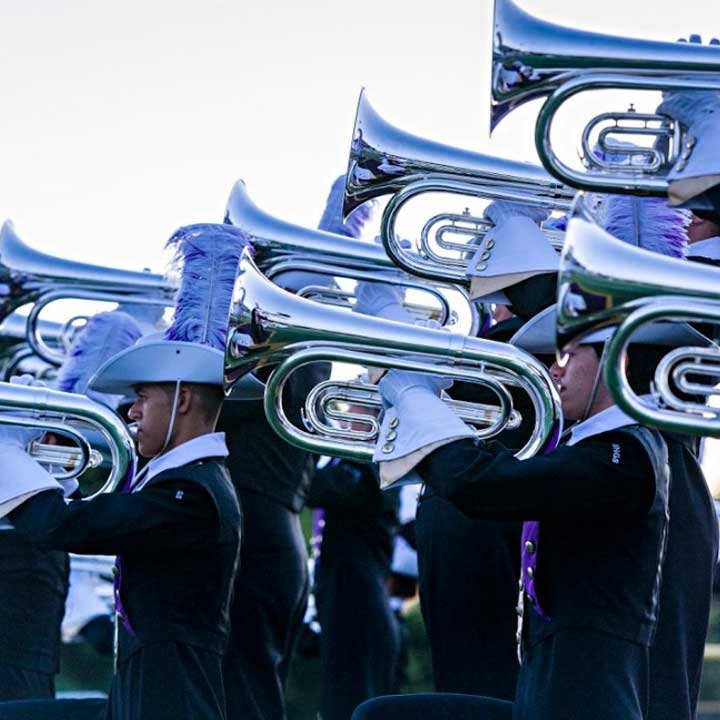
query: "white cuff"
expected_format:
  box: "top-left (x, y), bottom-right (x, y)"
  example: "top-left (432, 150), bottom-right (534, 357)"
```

top-left (667, 113), bottom-right (720, 205)
top-left (0, 445), bottom-right (61, 519)
top-left (466, 216), bottom-right (558, 298)
top-left (373, 390), bottom-right (475, 483)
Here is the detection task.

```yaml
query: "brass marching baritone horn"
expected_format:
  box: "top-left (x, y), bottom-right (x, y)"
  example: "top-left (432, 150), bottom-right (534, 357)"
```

top-left (344, 90), bottom-right (574, 285)
top-left (557, 195), bottom-right (720, 436)
top-left (492, 0), bottom-right (720, 194)
top-left (0, 222), bottom-right (174, 366)
top-left (224, 250), bottom-right (562, 462)
top-left (224, 179), bottom-right (481, 334)
top-left (0, 381), bottom-right (136, 497)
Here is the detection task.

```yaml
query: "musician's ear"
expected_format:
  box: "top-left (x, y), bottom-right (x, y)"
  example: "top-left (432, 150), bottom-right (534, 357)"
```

top-left (176, 385), bottom-right (193, 416)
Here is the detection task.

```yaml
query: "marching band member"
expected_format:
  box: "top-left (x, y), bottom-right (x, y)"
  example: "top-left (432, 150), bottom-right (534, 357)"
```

top-left (0, 311), bottom-right (142, 700)
top-left (352, 304), bottom-right (711, 720)
top-left (217, 175), bottom-right (372, 720)
top-left (57, 311), bottom-right (145, 658)
top-left (0, 224), bottom-right (248, 720)
top-left (353, 194), bottom-right (714, 720)
top-left (0, 375), bottom-right (69, 702)
top-left (308, 455), bottom-right (402, 720)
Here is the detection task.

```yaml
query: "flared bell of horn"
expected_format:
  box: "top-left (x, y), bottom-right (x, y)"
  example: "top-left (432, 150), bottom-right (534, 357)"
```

top-left (224, 179), bottom-right (482, 334)
top-left (492, 0), bottom-right (720, 130)
top-left (225, 179), bottom-right (392, 273)
top-left (556, 195), bottom-right (720, 350)
top-left (0, 222), bottom-right (173, 365)
top-left (0, 221), bottom-right (168, 306)
top-left (344, 89), bottom-right (570, 217)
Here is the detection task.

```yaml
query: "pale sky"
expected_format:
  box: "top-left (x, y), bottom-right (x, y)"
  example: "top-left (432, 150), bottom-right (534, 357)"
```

top-left (0, 0), bottom-right (718, 273)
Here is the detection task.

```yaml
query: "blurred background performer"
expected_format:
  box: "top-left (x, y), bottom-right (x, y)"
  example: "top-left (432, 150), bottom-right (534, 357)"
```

top-left (0, 224), bottom-right (249, 720)
top-left (0, 310), bottom-right (142, 701)
top-left (307, 434), bottom-right (402, 720)
top-left (218, 175), bottom-right (372, 720)
top-left (409, 200), bottom-right (558, 699)
top-left (56, 311), bottom-right (144, 658)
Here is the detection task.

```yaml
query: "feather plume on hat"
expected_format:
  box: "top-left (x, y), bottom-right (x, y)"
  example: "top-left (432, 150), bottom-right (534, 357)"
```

top-left (318, 175), bottom-right (374, 238)
top-left (164, 223), bottom-right (251, 352)
top-left (590, 141), bottom-right (690, 258)
top-left (56, 311), bottom-right (143, 405)
top-left (598, 195), bottom-right (690, 259)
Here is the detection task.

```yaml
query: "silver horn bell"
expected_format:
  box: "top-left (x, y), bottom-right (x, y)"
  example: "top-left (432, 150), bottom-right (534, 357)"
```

top-left (344, 90), bottom-right (573, 285)
top-left (492, 0), bottom-right (720, 195)
top-left (0, 222), bottom-right (173, 366)
top-left (224, 178), bottom-right (481, 334)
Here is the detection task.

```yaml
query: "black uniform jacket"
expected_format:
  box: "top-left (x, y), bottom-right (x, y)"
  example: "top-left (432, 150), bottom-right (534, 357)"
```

top-left (0, 529), bottom-right (68, 675)
top-left (218, 363), bottom-right (328, 512)
top-left (9, 458), bottom-right (241, 720)
top-left (419, 426), bottom-right (670, 720)
top-left (648, 434), bottom-right (718, 720)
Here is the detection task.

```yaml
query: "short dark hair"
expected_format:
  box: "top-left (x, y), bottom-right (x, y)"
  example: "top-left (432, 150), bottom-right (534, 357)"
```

top-left (187, 383), bottom-right (225, 424)
top-left (151, 382), bottom-right (225, 424)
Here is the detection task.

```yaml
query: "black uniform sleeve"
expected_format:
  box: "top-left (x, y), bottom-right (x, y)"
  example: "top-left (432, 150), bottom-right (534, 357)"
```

top-left (418, 430), bottom-right (656, 521)
top-left (9, 479), bottom-right (218, 555)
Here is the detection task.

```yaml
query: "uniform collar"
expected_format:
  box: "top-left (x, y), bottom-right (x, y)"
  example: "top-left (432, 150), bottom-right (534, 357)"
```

top-left (688, 236), bottom-right (720, 260)
top-left (567, 402), bottom-right (642, 446)
top-left (133, 432), bottom-right (228, 491)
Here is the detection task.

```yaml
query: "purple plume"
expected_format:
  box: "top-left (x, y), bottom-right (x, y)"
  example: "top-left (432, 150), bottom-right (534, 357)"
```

top-left (57, 311), bottom-right (143, 394)
top-left (601, 195), bottom-right (689, 259)
top-left (164, 223), bottom-right (251, 351)
top-left (318, 175), bottom-right (374, 238)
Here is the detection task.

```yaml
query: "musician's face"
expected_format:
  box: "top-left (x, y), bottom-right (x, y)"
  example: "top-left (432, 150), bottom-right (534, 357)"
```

top-left (549, 345), bottom-right (603, 422)
top-left (127, 383), bottom-right (174, 458)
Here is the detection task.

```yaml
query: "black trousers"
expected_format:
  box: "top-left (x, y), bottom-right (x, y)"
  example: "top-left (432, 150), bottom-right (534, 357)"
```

top-left (222, 490), bottom-right (309, 720)
top-left (316, 525), bottom-right (400, 720)
top-left (352, 629), bottom-right (648, 720)
top-left (0, 699), bottom-right (106, 720)
top-left (415, 494), bottom-right (520, 699)
top-left (0, 665), bottom-right (54, 703)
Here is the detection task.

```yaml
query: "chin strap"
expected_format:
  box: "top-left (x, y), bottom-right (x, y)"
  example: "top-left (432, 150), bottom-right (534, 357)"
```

top-left (158, 380), bottom-right (182, 456)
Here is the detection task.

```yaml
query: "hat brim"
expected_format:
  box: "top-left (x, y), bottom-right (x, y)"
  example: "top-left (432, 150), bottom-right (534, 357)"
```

top-left (511, 305), bottom-right (711, 355)
top-left (88, 341), bottom-right (224, 397)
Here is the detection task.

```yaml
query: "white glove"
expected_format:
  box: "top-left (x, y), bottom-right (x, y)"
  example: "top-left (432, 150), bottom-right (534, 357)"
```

top-left (657, 35), bottom-right (720, 124)
top-left (354, 281), bottom-right (413, 324)
top-left (378, 369), bottom-right (452, 409)
top-left (657, 92), bottom-right (720, 129)
top-left (484, 201), bottom-right (549, 229)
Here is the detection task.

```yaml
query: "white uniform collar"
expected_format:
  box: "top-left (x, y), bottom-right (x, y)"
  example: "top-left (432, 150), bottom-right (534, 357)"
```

top-left (567, 403), bottom-right (639, 446)
top-left (688, 236), bottom-right (720, 260)
top-left (132, 432), bottom-right (229, 491)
